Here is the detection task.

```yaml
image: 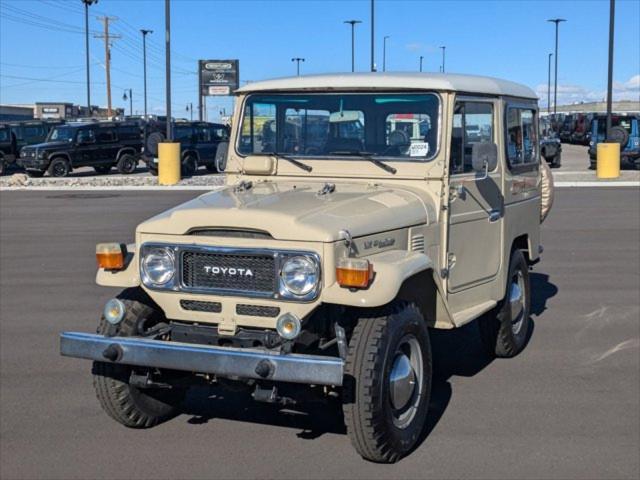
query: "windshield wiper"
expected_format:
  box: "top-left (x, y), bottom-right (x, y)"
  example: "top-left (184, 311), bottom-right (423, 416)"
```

top-left (329, 151), bottom-right (397, 174)
top-left (263, 152), bottom-right (312, 172)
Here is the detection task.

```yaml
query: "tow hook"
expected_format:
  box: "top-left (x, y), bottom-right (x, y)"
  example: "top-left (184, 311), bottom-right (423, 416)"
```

top-left (102, 344), bottom-right (123, 362)
top-left (252, 385), bottom-right (295, 406)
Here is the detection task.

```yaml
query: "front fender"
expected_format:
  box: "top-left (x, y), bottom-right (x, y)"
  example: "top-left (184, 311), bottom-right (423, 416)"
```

top-left (322, 250), bottom-right (433, 307)
top-left (96, 244), bottom-right (140, 287)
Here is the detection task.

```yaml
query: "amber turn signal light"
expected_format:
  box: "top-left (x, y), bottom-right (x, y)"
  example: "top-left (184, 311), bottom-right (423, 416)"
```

top-left (336, 257), bottom-right (373, 289)
top-left (96, 243), bottom-right (126, 270)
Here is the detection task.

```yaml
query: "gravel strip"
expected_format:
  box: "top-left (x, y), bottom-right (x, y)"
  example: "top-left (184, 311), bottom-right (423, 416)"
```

top-left (0, 173), bottom-right (226, 189)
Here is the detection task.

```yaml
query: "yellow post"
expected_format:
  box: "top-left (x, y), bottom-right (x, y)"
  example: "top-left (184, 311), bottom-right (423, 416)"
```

top-left (158, 142), bottom-right (181, 185)
top-left (596, 143), bottom-right (620, 179)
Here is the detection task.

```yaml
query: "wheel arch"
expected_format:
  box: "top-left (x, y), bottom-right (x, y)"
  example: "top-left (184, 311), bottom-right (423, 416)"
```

top-left (182, 149), bottom-right (200, 162)
top-left (116, 147), bottom-right (137, 160)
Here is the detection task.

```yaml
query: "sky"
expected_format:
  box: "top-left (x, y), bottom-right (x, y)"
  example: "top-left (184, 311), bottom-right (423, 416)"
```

top-left (1, 0), bottom-right (639, 121)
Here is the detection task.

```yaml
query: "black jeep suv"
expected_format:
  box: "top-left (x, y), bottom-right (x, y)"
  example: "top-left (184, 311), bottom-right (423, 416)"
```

top-left (142, 121), bottom-right (229, 176)
top-left (18, 121), bottom-right (143, 177)
top-left (0, 120), bottom-right (63, 175)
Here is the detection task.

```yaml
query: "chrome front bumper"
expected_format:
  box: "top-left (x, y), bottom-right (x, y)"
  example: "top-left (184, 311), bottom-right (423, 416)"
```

top-left (59, 332), bottom-right (344, 386)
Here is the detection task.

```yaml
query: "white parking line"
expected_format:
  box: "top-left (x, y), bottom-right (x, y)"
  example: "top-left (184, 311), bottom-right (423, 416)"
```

top-left (554, 181), bottom-right (640, 187)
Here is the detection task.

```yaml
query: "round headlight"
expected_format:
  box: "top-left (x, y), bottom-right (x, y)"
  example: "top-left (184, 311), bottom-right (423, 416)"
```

top-left (281, 256), bottom-right (318, 296)
top-left (103, 298), bottom-right (126, 325)
top-left (142, 247), bottom-right (175, 285)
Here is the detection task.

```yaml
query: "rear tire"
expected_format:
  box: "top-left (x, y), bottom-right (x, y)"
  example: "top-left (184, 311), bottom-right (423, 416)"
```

top-left (181, 155), bottom-right (197, 177)
top-left (343, 302), bottom-right (431, 463)
top-left (116, 153), bottom-right (137, 174)
top-left (479, 249), bottom-right (531, 358)
top-left (92, 288), bottom-right (185, 428)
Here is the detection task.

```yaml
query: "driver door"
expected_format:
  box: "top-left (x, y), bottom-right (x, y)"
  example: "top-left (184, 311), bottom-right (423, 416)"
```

top-left (446, 98), bottom-right (503, 293)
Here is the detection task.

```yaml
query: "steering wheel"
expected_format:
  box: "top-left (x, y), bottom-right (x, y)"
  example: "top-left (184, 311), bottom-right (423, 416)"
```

top-left (381, 129), bottom-right (411, 156)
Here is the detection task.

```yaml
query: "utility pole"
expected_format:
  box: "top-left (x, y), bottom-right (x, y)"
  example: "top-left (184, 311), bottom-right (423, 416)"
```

top-left (419, 55), bottom-right (424, 72)
top-left (81, 0), bottom-right (98, 115)
top-left (164, 0), bottom-right (172, 140)
top-left (344, 20), bottom-right (361, 72)
top-left (140, 29), bottom-right (152, 118)
top-left (94, 16), bottom-right (120, 118)
top-left (291, 57), bottom-right (305, 76)
top-left (547, 18), bottom-right (566, 118)
top-left (547, 53), bottom-right (553, 114)
top-left (186, 103), bottom-right (193, 121)
top-left (383, 35), bottom-right (389, 72)
top-left (440, 46), bottom-right (446, 73)
top-left (605, 0), bottom-right (615, 138)
top-left (122, 89), bottom-right (132, 116)
top-left (370, 0), bottom-right (375, 71)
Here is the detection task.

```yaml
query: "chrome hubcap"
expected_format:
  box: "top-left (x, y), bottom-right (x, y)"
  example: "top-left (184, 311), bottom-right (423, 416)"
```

top-left (389, 354), bottom-right (416, 410)
top-left (509, 270), bottom-right (526, 335)
top-left (388, 335), bottom-right (423, 429)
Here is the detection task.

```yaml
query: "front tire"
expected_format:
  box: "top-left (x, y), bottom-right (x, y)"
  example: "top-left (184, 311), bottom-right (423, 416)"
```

top-left (343, 302), bottom-right (431, 463)
top-left (92, 288), bottom-right (185, 428)
top-left (48, 157), bottom-right (70, 177)
top-left (116, 153), bottom-right (137, 174)
top-left (181, 155), bottom-right (197, 177)
top-left (480, 249), bottom-right (531, 358)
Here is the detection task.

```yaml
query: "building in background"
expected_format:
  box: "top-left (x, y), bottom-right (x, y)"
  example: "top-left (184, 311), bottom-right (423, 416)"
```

top-left (0, 104), bottom-right (35, 121)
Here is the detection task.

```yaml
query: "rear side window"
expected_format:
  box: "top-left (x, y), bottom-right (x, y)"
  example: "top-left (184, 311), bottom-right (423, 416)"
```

top-left (96, 128), bottom-right (117, 143)
top-left (195, 125), bottom-right (212, 142)
top-left (0, 128), bottom-right (9, 142)
top-left (211, 127), bottom-right (228, 140)
top-left (118, 126), bottom-right (140, 141)
top-left (506, 107), bottom-right (538, 171)
top-left (23, 125), bottom-right (45, 139)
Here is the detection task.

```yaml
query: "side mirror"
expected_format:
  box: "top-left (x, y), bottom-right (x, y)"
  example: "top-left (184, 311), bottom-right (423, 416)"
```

top-left (471, 142), bottom-right (498, 174)
top-left (215, 141), bottom-right (229, 172)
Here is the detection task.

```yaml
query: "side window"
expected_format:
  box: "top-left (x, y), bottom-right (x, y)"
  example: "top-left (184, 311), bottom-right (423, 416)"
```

top-left (211, 127), bottom-right (228, 140)
top-left (77, 129), bottom-right (96, 143)
top-left (450, 101), bottom-right (494, 174)
top-left (506, 107), bottom-right (538, 169)
top-left (196, 126), bottom-right (212, 142)
top-left (96, 128), bottom-right (116, 143)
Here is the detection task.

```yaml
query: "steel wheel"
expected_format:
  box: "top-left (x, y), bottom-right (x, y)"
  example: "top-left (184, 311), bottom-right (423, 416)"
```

top-left (509, 270), bottom-right (526, 335)
top-left (388, 335), bottom-right (424, 429)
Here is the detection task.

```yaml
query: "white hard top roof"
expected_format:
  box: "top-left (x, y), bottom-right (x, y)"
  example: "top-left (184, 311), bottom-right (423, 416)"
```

top-left (236, 72), bottom-right (537, 100)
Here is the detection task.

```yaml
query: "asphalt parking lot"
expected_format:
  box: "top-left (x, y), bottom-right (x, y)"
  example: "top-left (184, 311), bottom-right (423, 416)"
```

top-left (0, 187), bottom-right (638, 479)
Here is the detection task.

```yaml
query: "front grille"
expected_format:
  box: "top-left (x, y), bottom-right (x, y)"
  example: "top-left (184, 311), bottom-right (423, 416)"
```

top-left (236, 304), bottom-right (281, 318)
top-left (180, 299), bottom-right (222, 313)
top-left (181, 250), bottom-right (276, 295)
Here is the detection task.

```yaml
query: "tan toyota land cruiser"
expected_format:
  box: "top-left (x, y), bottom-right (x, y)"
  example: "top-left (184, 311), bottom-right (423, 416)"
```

top-left (60, 73), bottom-right (542, 463)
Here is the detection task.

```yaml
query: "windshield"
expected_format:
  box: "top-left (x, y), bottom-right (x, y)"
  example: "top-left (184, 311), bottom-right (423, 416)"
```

top-left (48, 126), bottom-right (75, 142)
top-left (237, 93), bottom-right (439, 161)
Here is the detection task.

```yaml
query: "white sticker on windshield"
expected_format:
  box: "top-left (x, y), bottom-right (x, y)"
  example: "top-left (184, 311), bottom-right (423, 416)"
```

top-left (409, 142), bottom-right (429, 157)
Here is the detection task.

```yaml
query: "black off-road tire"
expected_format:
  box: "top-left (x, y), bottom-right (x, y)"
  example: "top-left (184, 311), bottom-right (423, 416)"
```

top-left (149, 166), bottom-right (158, 176)
top-left (145, 132), bottom-right (165, 158)
top-left (550, 153), bottom-right (561, 168)
top-left (47, 157), bottom-right (70, 177)
top-left (181, 155), bottom-right (198, 177)
top-left (342, 302), bottom-right (432, 463)
top-left (92, 288), bottom-right (185, 428)
top-left (116, 153), bottom-right (137, 174)
top-left (94, 165), bottom-right (112, 175)
top-left (479, 249), bottom-right (531, 358)
top-left (0, 159), bottom-right (5, 176)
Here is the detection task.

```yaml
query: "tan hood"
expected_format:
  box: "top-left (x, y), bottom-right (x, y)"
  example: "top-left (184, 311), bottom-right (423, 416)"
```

top-left (137, 181), bottom-right (433, 242)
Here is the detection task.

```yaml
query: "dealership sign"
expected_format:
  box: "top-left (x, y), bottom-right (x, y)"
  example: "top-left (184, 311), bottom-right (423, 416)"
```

top-left (199, 60), bottom-right (239, 96)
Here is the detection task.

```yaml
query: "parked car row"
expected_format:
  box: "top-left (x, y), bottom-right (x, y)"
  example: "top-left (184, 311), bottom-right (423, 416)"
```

top-left (0, 118), bottom-right (230, 177)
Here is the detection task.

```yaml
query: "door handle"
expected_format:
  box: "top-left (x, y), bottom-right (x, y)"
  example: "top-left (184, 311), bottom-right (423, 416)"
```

top-left (488, 210), bottom-right (501, 222)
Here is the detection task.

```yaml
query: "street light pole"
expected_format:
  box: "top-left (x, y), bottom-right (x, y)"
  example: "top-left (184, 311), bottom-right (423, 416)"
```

top-left (547, 53), bottom-right (553, 114)
top-left (81, 0), bottom-right (98, 115)
top-left (291, 57), bottom-right (305, 76)
top-left (440, 46), bottom-right (446, 73)
top-left (370, 0), bottom-right (375, 71)
top-left (344, 20), bottom-right (362, 72)
top-left (164, 0), bottom-right (172, 140)
top-left (140, 29), bottom-right (152, 118)
top-left (605, 0), bottom-right (615, 138)
top-left (548, 18), bottom-right (566, 118)
top-left (383, 35), bottom-right (389, 72)
top-left (419, 55), bottom-right (424, 72)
